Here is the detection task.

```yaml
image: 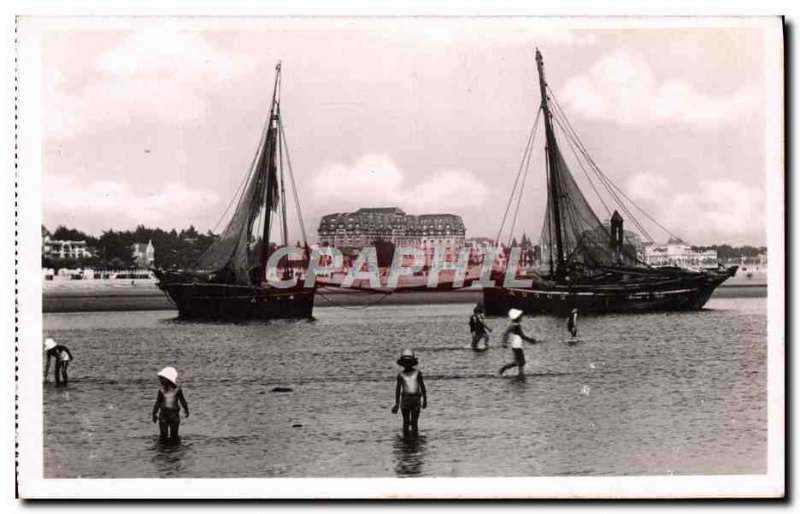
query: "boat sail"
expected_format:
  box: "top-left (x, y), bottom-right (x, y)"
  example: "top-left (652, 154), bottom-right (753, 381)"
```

top-left (482, 49), bottom-right (737, 316)
top-left (154, 63), bottom-right (316, 320)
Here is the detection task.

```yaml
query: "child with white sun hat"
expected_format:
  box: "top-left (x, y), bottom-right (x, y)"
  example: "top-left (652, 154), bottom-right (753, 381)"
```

top-left (152, 366), bottom-right (189, 442)
top-left (43, 338), bottom-right (73, 387)
top-left (499, 309), bottom-right (538, 378)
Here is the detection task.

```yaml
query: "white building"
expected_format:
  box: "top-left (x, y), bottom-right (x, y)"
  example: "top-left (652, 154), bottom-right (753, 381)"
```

top-left (132, 240), bottom-right (155, 268)
top-left (643, 237), bottom-right (718, 267)
top-left (43, 236), bottom-right (92, 259)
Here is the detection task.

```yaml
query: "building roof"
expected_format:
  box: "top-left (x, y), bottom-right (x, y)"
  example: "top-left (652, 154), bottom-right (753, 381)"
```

top-left (50, 240), bottom-right (87, 246)
top-left (317, 207), bottom-right (465, 237)
top-left (354, 207), bottom-right (405, 215)
top-left (131, 242), bottom-right (152, 252)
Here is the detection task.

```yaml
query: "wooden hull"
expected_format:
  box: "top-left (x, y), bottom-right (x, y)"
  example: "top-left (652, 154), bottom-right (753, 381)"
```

top-left (157, 280), bottom-right (315, 321)
top-left (482, 269), bottom-right (735, 316)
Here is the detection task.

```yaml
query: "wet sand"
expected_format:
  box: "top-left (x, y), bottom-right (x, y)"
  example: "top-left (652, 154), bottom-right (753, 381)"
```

top-left (41, 283), bottom-right (767, 313)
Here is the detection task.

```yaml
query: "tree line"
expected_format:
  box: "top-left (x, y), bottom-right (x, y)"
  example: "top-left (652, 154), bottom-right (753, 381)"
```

top-left (690, 244), bottom-right (768, 262)
top-left (42, 224), bottom-right (217, 271)
top-left (41, 223), bottom-right (768, 271)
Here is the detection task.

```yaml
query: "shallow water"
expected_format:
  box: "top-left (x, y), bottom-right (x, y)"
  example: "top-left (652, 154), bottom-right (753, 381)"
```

top-left (42, 297), bottom-right (767, 478)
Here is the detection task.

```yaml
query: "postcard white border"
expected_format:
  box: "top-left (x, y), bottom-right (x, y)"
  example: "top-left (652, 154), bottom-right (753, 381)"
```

top-left (14, 14), bottom-right (785, 500)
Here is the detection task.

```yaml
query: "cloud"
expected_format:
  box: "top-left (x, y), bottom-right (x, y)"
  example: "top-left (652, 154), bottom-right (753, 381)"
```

top-left (625, 173), bottom-right (764, 244)
top-left (44, 174), bottom-right (219, 233)
top-left (43, 28), bottom-right (234, 140)
top-left (95, 27), bottom-right (233, 82)
top-left (44, 76), bottom-right (210, 140)
top-left (306, 152), bottom-right (490, 219)
top-left (559, 50), bottom-right (758, 129)
top-left (625, 173), bottom-right (670, 202)
top-left (379, 23), bottom-right (597, 48)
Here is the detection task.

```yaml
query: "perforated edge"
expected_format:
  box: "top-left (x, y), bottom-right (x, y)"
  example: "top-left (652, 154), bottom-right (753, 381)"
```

top-left (14, 14), bottom-right (20, 499)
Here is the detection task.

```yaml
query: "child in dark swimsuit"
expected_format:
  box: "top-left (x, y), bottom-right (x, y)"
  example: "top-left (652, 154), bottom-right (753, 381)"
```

top-left (567, 308), bottom-right (579, 338)
top-left (152, 367), bottom-right (189, 442)
top-left (44, 338), bottom-right (73, 387)
top-left (391, 349), bottom-right (427, 435)
top-left (469, 305), bottom-right (492, 351)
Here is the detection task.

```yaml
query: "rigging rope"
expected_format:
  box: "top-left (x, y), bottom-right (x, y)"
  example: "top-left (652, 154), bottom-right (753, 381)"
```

top-left (209, 107), bottom-right (273, 236)
top-left (507, 113), bottom-right (540, 248)
top-left (316, 288), bottom-right (392, 310)
top-left (278, 116), bottom-right (309, 246)
top-left (552, 114), bottom-right (611, 218)
top-left (548, 95), bottom-right (653, 242)
top-left (552, 112), bottom-right (652, 241)
top-left (547, 87), bottom-right (678, 241)
top-left (495, 107), bottom-right (542, 246)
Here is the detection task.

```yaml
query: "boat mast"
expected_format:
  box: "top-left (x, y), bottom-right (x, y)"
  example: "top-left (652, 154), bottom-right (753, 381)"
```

top-left (260, 62), bottom-right (282, 275)
top-left (535, 48), bottom-right (565, 277)
top-left (278, 107), bottom-right (289, 248)
top-left (277, 104), bottom-right (290, 278)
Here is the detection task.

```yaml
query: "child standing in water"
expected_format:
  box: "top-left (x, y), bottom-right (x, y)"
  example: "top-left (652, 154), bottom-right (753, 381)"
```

top-left (44, 338), bottom-right (73, 387)
top-left (499, 309), bottom-right (538, 378)
top-left (391, 349), bottom-right (427, 435)
top-left (152, 367), bottom-right (189, 442)
top-left (469, 305), bottom-right (492, 351)
top-left (567, 308), bottom-right (579, 338)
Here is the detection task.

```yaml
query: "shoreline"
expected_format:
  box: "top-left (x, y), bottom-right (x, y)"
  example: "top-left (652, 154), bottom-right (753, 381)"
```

top-left (42, 283), bottom-right (768, 313)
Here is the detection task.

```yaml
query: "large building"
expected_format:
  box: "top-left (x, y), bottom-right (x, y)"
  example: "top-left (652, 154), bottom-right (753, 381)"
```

top-left (643, 237), bottom-right (718, 267)
top-left (317, 207), bottom-right (466, 262)
top-left (42, 235), bottom-right (92, 260)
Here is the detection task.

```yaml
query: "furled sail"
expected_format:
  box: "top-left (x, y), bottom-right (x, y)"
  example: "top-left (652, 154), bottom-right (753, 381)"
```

top-left (534, 48), bottom-right (642, 276)
top-left (193, 119), bottom-right (279, 284)
top-left (539, 142), bottom-right (641, 272)
top-left (187, 63), bottom-right (296, 286)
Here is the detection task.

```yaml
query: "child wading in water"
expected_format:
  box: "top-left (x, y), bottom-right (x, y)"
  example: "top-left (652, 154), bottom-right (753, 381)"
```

top-left (499, 309), bottom-right (538, 377)
top-left (152, 367), bottom-right (189, 442)
top-left (44, 338), bottom-right (73, 387)
top-left (391, 349), bottom-right (427, 435)
top-left (469, 305), bottom-right (492, 352)
top-left (567, 308), bottom-right (579, 338)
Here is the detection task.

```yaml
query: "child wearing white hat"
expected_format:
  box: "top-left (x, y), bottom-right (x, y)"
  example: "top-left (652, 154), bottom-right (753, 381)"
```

top-left (152, 367), bottom-right (189, 442)
top-left (498, 309), bottom-right (538, 377)
top-left (43, 338), bottom-right (73, 387)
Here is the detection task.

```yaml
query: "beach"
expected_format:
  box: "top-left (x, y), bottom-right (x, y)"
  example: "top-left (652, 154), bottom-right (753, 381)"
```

top-left (41, 274), bottom-right (768, 313)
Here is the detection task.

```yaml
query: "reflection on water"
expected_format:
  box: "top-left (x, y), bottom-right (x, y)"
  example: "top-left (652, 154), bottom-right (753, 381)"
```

top-left (149, 436), bottom-right (192, 477)
top-left (393, 433), bottom-right (427, 477)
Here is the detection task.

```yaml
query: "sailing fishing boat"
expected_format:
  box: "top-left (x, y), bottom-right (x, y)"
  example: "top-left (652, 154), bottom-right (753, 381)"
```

top-left (482, 49), bottom-right (737, 316)
top-left (154, 63), bottom-right (316, 320)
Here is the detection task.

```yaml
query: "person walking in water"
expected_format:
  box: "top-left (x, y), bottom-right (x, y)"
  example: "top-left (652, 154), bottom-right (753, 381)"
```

top-left (152, 367), bottom-right (189, 443)
top-left (498, 309), bottom-right (537, 378)
top-left (469, 305), bottom-right (492, 351)
top-left (391, 349), bottom-right (427, 435)
top-left (567, 308), bottom-right (579, 339)
top-left (44, 338), bottom-right (73, 387)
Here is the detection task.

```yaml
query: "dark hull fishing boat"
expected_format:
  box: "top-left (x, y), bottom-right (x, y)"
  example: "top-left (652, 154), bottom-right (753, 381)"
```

top-left (483, 50), bottom-right (736, 316)
top-left (154, 63), bottom-right (315, 320)
top-left (483, 267), bottom-right (735, 316)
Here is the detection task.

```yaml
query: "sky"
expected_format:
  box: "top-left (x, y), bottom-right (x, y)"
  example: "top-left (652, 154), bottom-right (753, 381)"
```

top-left (36, 17), bottom-right (776, 246)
